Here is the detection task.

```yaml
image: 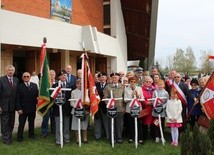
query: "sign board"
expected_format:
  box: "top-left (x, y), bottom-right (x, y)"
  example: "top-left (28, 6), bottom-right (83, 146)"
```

top-left (74, 108), bottom-right (85, 118)
top-left (107, 107), bottom-right (118, 118)
top-left (130, 106), bottom-right (140, 117)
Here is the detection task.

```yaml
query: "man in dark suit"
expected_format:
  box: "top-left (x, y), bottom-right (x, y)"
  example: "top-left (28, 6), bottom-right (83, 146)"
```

top-left (173, 73), bottom-right (196, 133)
top-left (16, 72), bottom-right (39, 142)
top-left (65, 65), bottom-right (77, 90)
top-left (0, 65), bottom-right (21, 145)
top-left (52, 70), bottom-right (72, 145)
top-left (94, 72), bottom-right (109, 140)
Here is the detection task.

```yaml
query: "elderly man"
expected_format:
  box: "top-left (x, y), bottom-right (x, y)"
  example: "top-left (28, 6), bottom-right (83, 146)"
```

top-left (65, 65), bottom-right (77, 90)
top-left (134, 67), bottom-right (144, 85)
top-left (94, 72), bottom-right (109, 140)
top-left (17, 72), bottom-right (39, 142)
top-left (103, 72), bottom-right (125, 143)
top-left (52, 70), bottom-right (72, 145)
top-left (173, 72), bottom-right (197, 133)
top-left (0, 65), bottom-right (21, 145)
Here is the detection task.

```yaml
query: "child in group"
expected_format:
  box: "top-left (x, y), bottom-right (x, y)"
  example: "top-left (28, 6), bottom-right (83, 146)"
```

top-left (166, 88), bottom-right (183, 147)
top-left (152, 79), bottom-right (169, 143)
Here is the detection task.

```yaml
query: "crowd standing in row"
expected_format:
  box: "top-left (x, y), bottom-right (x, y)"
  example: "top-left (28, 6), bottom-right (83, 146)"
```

top-left (0, 64), bottom-right (210, 147)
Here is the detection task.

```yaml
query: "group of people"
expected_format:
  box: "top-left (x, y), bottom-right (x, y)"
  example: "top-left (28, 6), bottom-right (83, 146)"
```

top-left (0, 64), bottom-right (210, 147)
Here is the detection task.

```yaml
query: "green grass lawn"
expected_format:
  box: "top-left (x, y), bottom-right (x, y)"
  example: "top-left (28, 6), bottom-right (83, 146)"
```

top-left (0, 128), bottom-right (180, 155)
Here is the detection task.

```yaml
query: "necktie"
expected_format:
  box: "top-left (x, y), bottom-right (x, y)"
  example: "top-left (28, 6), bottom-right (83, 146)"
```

top-left (27, 83), bottom-right (30, 90)
top-left (67, 74), bottom-right (70, 82)
top-left (62, 82), bottom-right (66, 88)
top-left (9, 78), bottom-right (13, 88)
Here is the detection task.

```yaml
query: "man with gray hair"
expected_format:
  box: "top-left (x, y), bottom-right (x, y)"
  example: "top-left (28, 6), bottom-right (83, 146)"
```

top-left (0, 65), bottom-right (22, 144)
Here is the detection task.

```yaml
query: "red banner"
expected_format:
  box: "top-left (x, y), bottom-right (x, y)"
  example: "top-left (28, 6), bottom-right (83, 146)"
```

top-left (200, 72), bottom-right (214, 119)
top-left (81, 52), bottom-right (100, 115)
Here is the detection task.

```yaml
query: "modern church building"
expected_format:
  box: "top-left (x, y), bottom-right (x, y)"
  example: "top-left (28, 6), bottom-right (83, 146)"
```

top-left (0, 0), bottom-right (158, 78)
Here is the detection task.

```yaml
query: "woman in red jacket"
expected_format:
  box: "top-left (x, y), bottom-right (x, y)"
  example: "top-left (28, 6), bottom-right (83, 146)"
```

top-left (141, 76), bottom-right (156, 141)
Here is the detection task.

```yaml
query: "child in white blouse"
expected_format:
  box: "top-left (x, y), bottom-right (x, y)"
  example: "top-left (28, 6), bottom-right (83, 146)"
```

top-left (166, 88), bottom-right (183, 147)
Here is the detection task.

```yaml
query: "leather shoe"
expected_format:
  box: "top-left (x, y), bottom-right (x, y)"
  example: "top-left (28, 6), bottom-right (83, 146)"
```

top-left (83, 141), bottom-right (88, 144)
top-left (41, 134), bottom-right (48, 138)
top-left (17, 138), bottom-right (23, 143)
top-left (117, 140), bottom-right (123, 144)
top-left (139, 140), bottom-right (144, 145)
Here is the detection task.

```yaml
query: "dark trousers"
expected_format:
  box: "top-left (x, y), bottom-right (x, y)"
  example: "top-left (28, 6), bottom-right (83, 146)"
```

top-left (17, 112), bottom-right (36, 140)
top-left (41, 108), bottom-right (55, 135)
top-left (108, 112), bottom-right (124, 141)
top-left (142, 124), bottom-right (155, 140)
top-left (189, 115), bottom-right (200, 129)
top-left (1, 111), bottom-right (15, 144)
top-left (154, 117), bottom-right (165, 138)
top-left (126, 113), bottom-right (143, 141)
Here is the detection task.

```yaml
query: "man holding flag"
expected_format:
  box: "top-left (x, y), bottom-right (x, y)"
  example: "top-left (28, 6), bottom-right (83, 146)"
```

top-left (37, 38), bottom-right (52, 117)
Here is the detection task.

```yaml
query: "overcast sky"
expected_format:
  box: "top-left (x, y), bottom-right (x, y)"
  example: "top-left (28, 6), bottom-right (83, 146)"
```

top-left (155, 0), bottom-right (214, 67)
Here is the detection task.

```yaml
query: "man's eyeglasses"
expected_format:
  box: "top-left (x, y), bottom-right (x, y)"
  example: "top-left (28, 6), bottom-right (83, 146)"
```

top-left (130, 80), bottom-right (136, 83)
top-left (23, 76), bottom-right (30, 78)
top-left (174, 76), bottom-right (180, 78)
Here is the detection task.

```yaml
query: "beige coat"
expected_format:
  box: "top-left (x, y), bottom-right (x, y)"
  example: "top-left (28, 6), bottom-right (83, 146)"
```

top-left (103, 83), bottom-right (125, 112)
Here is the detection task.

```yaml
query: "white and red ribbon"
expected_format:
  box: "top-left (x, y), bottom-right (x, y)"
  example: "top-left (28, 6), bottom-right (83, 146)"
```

top-left (106, 98), bottom-right (116, 109)
top-left (171, 82), bottom-right (187, 106)
top-left (153, 97), bottom-right (164, 108)
top-left (51, 86), bottom-right (61, 99)
top-left (166, 79), bottom-right (173, 87)
top-left (129, 99), bottom-right (141, 109)
top-left (75, 99), bottom-right (83, 109)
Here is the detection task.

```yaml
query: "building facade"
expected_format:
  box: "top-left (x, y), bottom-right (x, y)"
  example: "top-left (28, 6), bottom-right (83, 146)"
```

top-left (0, 0), bottom-right (158, 78)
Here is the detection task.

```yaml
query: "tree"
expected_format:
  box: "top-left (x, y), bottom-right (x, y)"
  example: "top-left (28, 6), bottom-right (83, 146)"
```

top-left (173, 47), bottom-right (196, 75)
top-left (200, 50), bottom-right (214, 75)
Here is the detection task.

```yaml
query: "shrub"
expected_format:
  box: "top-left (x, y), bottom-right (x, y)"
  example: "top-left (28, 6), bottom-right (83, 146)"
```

top-left (181, 124), bottom-right (212, 155)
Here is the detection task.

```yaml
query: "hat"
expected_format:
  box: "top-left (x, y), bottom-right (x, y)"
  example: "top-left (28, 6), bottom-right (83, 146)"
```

top-left (190, 78), bottom-right (199, 85)
top-left (134, 67), bottom-right (143, 72)
top-left (98, 72), bottom-right (107, 77)
top-left (57, 70), bottom-right (67, 77)
top-left (110, 72), bottom-right (120, 77)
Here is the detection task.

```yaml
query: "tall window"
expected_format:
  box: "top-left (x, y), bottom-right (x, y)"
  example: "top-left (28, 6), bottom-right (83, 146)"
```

top-left (103, 1), bottom-right (111, 35)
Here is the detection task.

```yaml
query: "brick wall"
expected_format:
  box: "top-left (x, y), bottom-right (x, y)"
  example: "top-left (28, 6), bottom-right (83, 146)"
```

top-left (2, 0), bottom-right (103, 32)
top-left (72, 0), bottom-right (103, 32)
top-left (2, 0), bottom-right (50, 18)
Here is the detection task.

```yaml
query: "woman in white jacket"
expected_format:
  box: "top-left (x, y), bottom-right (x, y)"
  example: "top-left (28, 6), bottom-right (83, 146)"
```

top-left (166, 88), bottom-right (183, 147)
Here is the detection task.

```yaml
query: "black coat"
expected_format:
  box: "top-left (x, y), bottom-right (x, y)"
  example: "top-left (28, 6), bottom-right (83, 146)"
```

top-left (96, 82), bottom-right (108, 114)
top-left (17, 82), bottom-right (38, 113)
top-left (52, 82), bottom-right (72, 117)
top-left (0, 76), bottom-right (19, 111)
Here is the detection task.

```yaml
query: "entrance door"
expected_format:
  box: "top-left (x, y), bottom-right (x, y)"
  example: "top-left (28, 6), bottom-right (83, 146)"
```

top-left (13, 51), bottom-right (26, 82)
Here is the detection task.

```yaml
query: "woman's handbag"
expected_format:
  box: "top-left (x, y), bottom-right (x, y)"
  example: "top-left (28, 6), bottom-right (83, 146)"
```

top-left (197, 115), bottom-right (210, 128)
top-left (138, 108), bottom-right (150, 118)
